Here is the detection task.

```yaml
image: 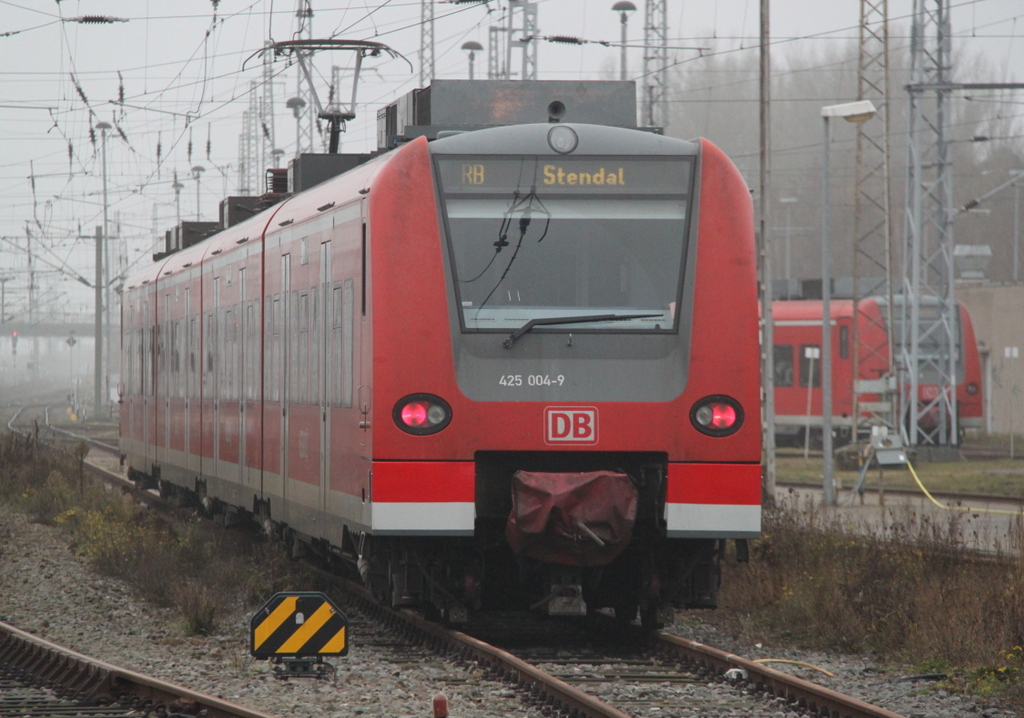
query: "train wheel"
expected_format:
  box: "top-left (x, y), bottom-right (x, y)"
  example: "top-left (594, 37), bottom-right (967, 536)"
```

top-left (613, 600), bottom-right (638, 624)
top-left (639, 605), bottom-right (662, 631)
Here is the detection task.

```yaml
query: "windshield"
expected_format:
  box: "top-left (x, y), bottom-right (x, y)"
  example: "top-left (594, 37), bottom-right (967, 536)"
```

top-left (436, 156), bottom-right (694, 334)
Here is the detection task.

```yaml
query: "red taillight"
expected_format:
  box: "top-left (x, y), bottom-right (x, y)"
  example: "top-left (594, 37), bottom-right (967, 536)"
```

top-left (711, 403), bottom-right (737, 428)
top-left (690, 395), bottom-right (744, 437)
top-left (400, 401), bottom-right (429, 427)
top-left (394, 394), bottom-right (453, 435)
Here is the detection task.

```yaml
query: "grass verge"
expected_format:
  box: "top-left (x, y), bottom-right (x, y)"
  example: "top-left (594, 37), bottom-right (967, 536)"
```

top-left (720, 489), bottom-right (1024, 706)
top-left (0, 431), bottom-right (317, 635)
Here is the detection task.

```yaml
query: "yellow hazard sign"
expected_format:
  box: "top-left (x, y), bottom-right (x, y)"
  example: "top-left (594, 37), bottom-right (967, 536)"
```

top-left (250, 592), bottom-right (348, 658)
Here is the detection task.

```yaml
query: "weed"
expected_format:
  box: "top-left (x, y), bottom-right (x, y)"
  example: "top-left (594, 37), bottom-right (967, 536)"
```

top-left (723, 490), bottom-right (1024, 705)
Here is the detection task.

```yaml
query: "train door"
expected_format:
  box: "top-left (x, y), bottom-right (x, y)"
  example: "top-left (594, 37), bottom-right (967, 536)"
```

top-left (280, 254), bottom-right (292, 518)
top-left (357, 212), bottom-right (370, 458)
top-left (318, 241), bottom-right (331, 513)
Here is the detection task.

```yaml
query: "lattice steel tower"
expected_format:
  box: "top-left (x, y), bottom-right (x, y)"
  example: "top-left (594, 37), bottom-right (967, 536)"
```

top-left (901, 0), bottom-right (958, 446)
top-left (421, 0), bottom-right (435, 86)
top-left (487, 1), bottom-right (538, 81)
top-left (851, 0), bottom-right (896, 437)
top-left (293, 0), bottom-right (316, 155)
top-left (641, 0), bottom-right (668, 128)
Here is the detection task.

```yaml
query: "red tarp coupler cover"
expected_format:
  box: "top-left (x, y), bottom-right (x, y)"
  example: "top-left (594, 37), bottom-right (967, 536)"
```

top-left (505, 470), bottom-right (638, 567)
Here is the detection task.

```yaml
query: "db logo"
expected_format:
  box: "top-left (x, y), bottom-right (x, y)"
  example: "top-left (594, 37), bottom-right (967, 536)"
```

top-left (544, 407), bottom-right (598, 445)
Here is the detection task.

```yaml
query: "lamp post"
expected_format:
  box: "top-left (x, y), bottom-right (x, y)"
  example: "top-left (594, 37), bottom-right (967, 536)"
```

top-left (461, 41), bottom-right (483, 80)
top-left (95, 121), bottom-right (112, 415)
top-left (820, 100), bottom-right (876, 505)
top-left (612, 1), bottom-right (636, 81)
top-left (172, 170), bottom-right (184, 225)
top-left (286, 96), bottom-right (306, 158)
top-left (191, 165), bottom-right (205, 221)
top-left (780, 197), bottom-right (797, 291)
top-left (1012, 170), bottom-right (1023, 283)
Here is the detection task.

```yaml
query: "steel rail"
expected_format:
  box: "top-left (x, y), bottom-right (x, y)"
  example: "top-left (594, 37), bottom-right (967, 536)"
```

top-left (345, 582), bottom-right (633, 718)
top-left (653, 632), bottom-right (906, 718)
top-left (0, 621), bottom-right (280, 718)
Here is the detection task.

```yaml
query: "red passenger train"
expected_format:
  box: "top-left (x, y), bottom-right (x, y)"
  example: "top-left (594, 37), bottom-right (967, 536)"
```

top-left (119, 111), bottom-right (761, 626)
top-left (772, 297), bottom-right (983, 446)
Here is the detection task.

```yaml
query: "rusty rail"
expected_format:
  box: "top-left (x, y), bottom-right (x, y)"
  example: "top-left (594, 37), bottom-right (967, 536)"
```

top-left (0, 621), bottom-right (280, 718)
top-left (654, 632), bottom-right (906, 718)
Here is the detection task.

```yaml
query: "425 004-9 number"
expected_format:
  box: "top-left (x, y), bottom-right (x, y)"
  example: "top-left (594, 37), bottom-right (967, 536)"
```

top-left (499, 374), bottom-right (565, 387)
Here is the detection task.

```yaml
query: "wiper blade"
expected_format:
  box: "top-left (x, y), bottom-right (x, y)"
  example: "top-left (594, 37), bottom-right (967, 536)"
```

top-left (503, 313), bottom-right (664, 349)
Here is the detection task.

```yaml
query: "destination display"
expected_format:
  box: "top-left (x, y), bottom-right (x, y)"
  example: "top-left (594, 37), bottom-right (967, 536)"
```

top-left (436, 157), bottom-right (691, 195)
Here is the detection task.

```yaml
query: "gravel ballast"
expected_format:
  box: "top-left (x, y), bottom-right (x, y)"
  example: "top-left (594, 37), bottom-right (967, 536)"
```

top-left (0, 504), bottom-right (1015, 718)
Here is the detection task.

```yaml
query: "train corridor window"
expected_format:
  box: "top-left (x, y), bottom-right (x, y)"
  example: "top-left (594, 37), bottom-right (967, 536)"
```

top-left (773, 345), bottom-right (794, 387)
top-left (343, 280), bottom-right (354, 407)
top-left (436, 156), bottom-right (693, 336)
top-left (299, 292), bottom-right (310, 404)
top-left (799, 344), bottom-right (821, 388)
top-left (839, 325), bottom-right (849, 359)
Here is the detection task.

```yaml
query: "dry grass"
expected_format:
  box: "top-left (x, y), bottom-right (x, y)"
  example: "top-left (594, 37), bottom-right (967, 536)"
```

top-left (0, 432), bottom-right (303, 636)
top-left (721, 491), bottom-right (1024, 704)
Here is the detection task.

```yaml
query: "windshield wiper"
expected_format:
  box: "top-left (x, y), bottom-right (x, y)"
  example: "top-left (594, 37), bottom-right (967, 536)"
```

top-left (503, 313), bottom-right (664, 349)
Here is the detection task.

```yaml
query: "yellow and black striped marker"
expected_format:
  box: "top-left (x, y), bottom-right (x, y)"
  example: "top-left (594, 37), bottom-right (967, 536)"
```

top-left (250, 592), bottom-right (348, 658)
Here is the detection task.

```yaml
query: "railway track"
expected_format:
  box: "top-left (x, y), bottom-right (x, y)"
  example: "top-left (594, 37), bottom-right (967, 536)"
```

top-left (0, 621), bottom-right (278, 718)
top-left (0, 401), bottom-right (983, 718)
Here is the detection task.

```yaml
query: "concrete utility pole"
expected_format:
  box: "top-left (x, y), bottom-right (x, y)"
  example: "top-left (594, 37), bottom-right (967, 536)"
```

top-left (92, 225), bottom-right (103, 414)
top-left (759, 0), bottom-right (776, 500)
top-left (95, 121), bottom-right (111, 415)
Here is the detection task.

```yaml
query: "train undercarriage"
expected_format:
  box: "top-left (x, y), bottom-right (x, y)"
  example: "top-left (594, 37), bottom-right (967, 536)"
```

top-left (128, 450), bottom-right (745, 630)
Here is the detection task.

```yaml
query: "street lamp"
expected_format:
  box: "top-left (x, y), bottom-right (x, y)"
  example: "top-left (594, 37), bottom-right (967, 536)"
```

top-left (461, 41), bottom-right (483, 80)
top-left (820, 100), bottom-right (876, 506)
top-left (612, 1), bottom-right (636, 81)
top-left (172, 170), bottom-right (184, 225)
top-left (191, 165), bottom-right (205, 221)
top-left (286, 96), bottom-right (306, 157)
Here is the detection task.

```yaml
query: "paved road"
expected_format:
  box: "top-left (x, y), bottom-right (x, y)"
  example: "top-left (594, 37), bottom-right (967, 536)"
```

top-left (777, 481), bottom-right (1024, 555)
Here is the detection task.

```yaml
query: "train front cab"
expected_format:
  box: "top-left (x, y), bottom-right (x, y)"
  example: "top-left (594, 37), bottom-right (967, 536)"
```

top-left (358, 124), bottom-right (762, 625)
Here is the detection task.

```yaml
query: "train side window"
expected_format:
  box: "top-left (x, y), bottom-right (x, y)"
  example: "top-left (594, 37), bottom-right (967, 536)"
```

top-left (343, 279), bottom-right (354, 408)
top-left (299, 291), bottom-right (310, 404)
top-left (839, 325), bottom-right (849, 360)
top-left (311, 288), bottom-right (320, 405)
top-left (271, 296), bottom-right (282, 402)
top-left (331, 286), bottom-right (342, 407)
top-left (246, 303), bottom-right (255, 401)
top-left (799, 344), bottom-right (821, 388)
top-left (773, 344), bottom-right (794, 387)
